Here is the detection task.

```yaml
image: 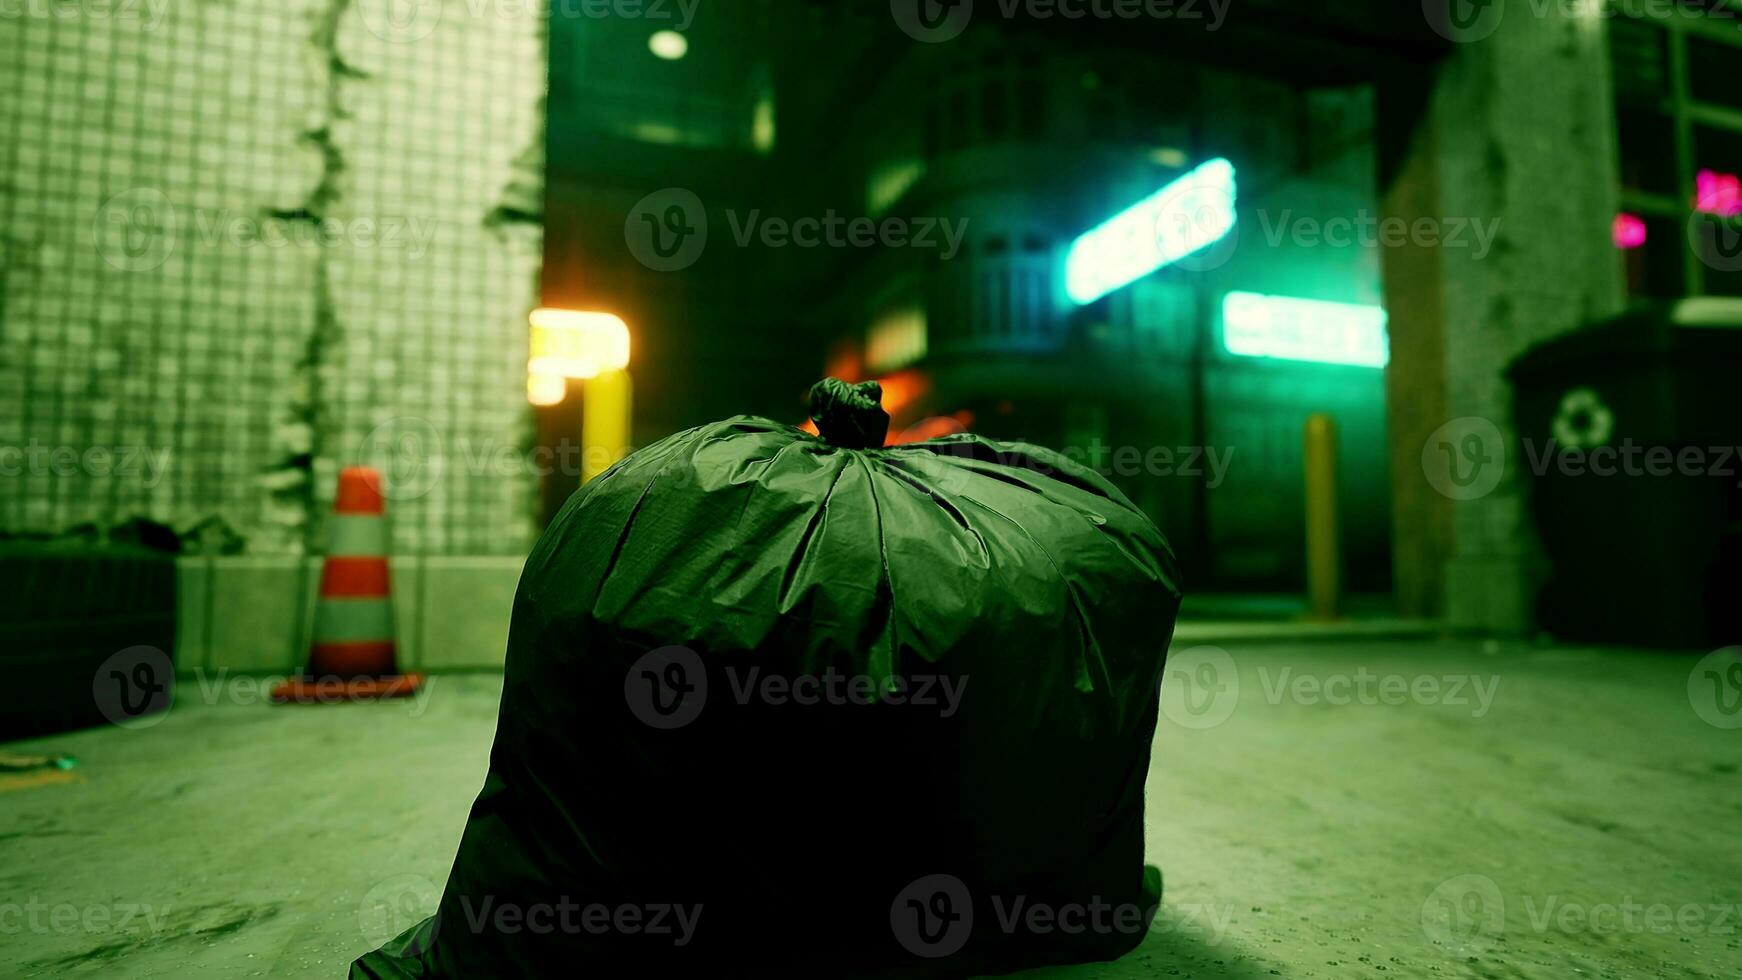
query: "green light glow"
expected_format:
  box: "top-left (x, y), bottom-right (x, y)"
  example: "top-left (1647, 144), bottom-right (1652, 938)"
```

top-left (648, 30), bottom-right (687, 60)
top-left (1221, 292), bottom-right (1389, 368)
top-left (1064, 158), bottom-right (1237, 305)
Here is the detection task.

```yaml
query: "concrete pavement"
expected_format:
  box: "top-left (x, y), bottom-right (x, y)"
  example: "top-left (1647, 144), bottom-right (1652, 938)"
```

top-left (2, 639), bottom-right (1737, 978)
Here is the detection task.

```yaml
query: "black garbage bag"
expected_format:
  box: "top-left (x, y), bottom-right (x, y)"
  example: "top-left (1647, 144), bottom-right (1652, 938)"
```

top-left (353, 379), bottom-right (1181, 978)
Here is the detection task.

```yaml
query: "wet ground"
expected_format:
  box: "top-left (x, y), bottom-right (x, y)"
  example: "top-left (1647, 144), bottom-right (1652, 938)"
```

top-left (2, 638), bottom-right (1738, 978)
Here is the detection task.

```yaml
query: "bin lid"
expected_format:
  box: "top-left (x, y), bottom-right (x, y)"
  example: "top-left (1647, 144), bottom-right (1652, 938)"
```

top-left (1507, 298), bottom-right (1742, 379)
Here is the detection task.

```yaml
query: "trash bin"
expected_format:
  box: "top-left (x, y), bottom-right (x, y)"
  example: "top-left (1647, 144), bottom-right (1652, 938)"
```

top-left (0, 541), bottom-right (178, 737)
top-left (1508, 299), bottom-right (1742, 648)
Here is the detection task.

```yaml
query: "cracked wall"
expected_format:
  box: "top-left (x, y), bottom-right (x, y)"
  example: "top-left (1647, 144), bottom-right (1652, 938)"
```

top-left (0, 0), bottom-right (547, 555)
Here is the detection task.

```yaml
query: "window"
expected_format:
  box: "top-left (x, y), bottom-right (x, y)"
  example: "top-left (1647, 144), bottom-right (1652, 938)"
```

top-left (1609, 13), bottom-right (1742, 298)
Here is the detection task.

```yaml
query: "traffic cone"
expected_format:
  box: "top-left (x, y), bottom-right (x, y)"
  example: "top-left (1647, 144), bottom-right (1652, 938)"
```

top-left (270, 467), bottom-right (425, 703)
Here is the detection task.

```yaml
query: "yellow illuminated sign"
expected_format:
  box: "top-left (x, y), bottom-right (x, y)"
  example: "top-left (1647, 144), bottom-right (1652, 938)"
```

top-left (528, 309), bottom-right (631, 379)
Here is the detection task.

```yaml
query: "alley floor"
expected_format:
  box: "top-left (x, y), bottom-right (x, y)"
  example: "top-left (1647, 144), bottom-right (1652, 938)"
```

top-left (2, 638), bottom-right (1738, 979)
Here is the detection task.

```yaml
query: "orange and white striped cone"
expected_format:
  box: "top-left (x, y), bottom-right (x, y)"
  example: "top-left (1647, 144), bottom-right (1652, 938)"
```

top-left (270, 467), bottom-right (425, 703)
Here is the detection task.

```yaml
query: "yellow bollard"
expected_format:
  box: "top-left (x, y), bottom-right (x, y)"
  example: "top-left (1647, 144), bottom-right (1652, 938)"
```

top-left (1303, 412), bottom-right (1340, 620)
top-left (581, 368), bottom-right (633, 484)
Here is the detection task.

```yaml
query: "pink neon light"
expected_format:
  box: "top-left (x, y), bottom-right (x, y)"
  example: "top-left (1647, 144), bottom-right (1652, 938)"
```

top-left (1694, 169), bottom-right (1742, 217)
top-left (1612, 212), bottom-right (1647, 250)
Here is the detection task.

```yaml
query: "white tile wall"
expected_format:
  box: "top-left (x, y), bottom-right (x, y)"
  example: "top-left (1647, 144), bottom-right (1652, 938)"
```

top-left (0, 0), bottom-right (547, 556)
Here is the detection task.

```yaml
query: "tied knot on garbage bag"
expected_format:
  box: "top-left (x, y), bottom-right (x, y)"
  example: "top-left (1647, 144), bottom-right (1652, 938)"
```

top-left (808, 377), bottom-right (889, 449)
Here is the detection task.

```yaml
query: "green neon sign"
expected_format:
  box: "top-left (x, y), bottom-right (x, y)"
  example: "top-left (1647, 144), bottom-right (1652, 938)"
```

top-left (1064, 157), bottom-right (1237, 305)
top-left (1221, 292), bottom-right (1389, 368)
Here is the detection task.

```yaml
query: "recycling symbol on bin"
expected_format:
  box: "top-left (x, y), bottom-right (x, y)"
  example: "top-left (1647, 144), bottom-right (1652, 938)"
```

top-left (1551, 387), bottom-right (1613, 450)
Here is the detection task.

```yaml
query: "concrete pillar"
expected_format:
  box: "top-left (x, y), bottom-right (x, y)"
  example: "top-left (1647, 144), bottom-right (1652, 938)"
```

top-left (1381, 3), bottom-right (1625, 630)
